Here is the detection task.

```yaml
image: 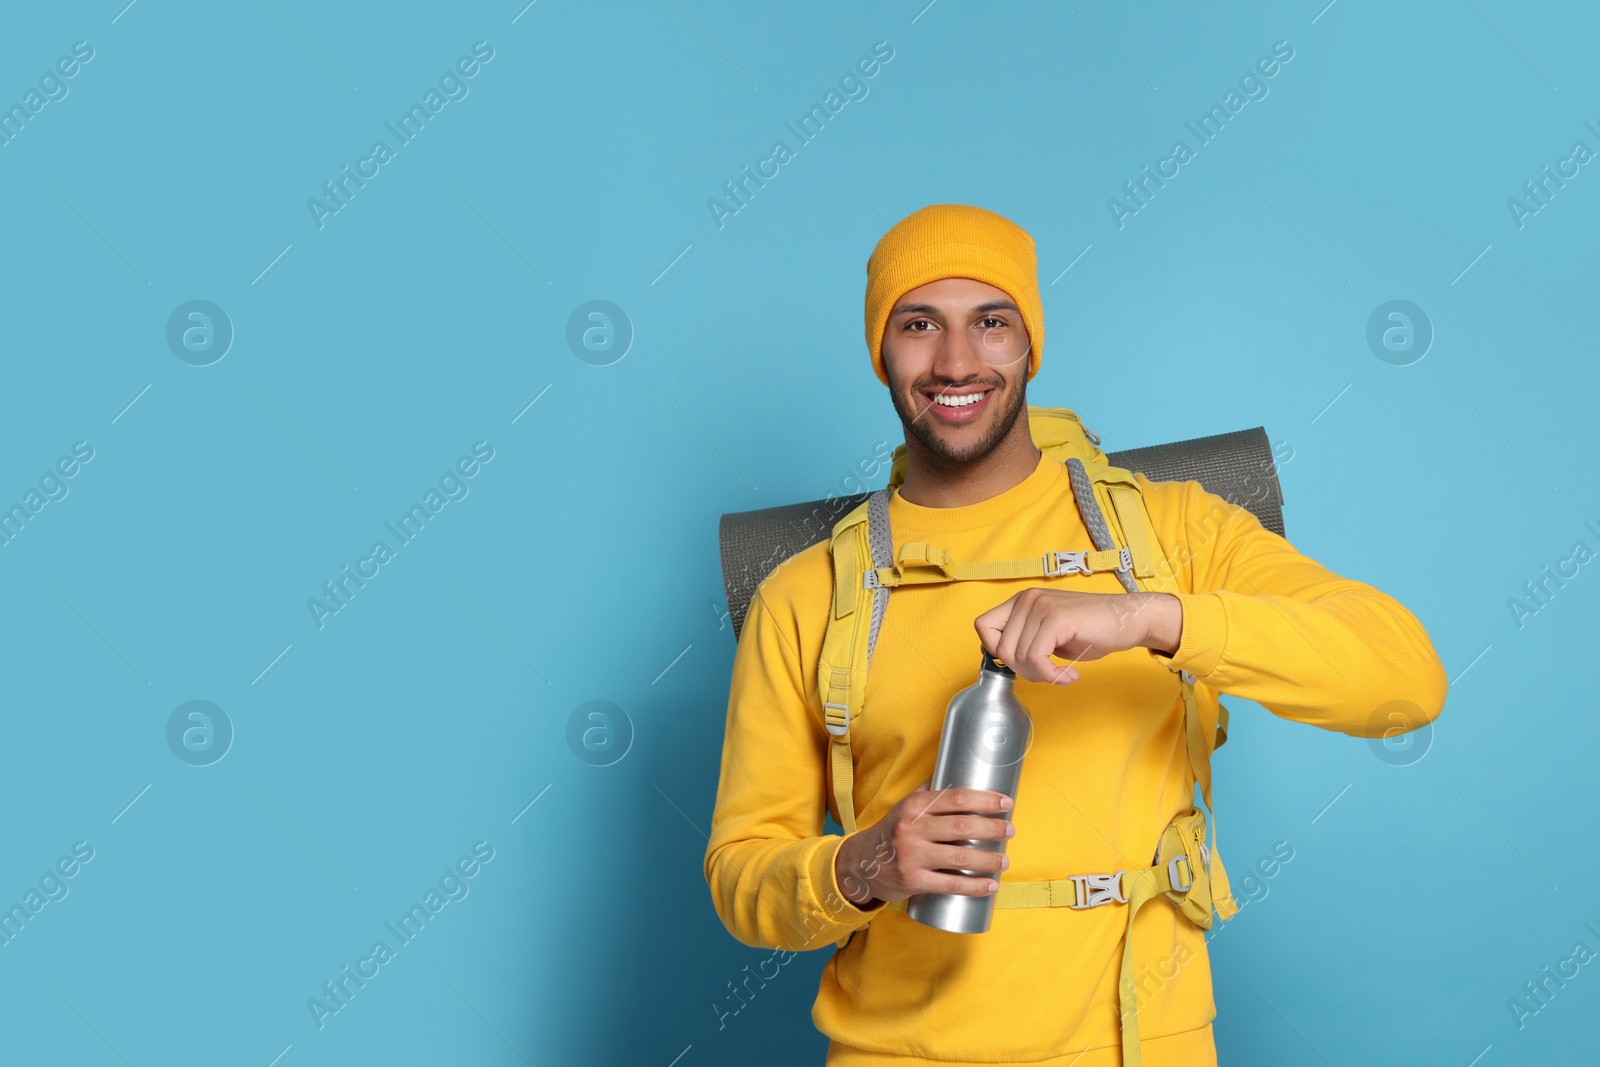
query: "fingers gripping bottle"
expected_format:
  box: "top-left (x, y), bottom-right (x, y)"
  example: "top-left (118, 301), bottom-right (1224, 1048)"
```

top-left (906, 650), bottom-right (1032, 934)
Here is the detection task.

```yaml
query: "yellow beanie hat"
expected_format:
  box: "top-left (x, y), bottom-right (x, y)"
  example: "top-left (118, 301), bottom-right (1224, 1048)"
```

top-left (864, 203), bottom-right (1043, 387)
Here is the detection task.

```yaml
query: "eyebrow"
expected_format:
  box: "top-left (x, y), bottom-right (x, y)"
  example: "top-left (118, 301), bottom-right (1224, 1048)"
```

top-left (891, 299), bottom-right (1020, 317)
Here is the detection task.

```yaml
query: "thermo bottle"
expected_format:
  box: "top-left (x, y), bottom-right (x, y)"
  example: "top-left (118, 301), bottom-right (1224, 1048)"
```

top-left (905, 649), bottom-right (1032, 934)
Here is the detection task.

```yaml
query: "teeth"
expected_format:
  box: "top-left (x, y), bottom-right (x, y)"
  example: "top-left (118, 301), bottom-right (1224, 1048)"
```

top-left (933, 392), bottom-right (987, 408)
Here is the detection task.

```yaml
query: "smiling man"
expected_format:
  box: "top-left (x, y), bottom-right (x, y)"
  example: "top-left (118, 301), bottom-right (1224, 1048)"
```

top-left (704, 203), bottom-right (1447, 1066)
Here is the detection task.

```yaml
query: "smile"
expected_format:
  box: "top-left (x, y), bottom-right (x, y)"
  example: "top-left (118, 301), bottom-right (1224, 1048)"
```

top-left (923, 388), bottom-right (993, 422)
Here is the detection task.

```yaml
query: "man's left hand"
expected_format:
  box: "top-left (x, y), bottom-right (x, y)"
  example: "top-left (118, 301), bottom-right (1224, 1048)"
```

top-left (973, 589), bottom-right (1182, 685)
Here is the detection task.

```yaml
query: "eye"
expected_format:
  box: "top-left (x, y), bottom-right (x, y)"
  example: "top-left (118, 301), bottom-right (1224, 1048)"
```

top-left (977, 316), bottom-right (1008, 329)
top-left (905, 318), bottom-right (936, 332)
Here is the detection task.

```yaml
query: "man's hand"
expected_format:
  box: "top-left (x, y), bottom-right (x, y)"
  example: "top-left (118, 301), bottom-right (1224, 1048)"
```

top-left (973, 589), bottom-right (1182, 685)
top-left (834, 778), bottom-right (1015, 908)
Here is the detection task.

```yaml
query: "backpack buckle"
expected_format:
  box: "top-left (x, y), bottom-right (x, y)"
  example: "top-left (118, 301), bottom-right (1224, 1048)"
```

top-left (824, 701), bottom-right (850, 736)
top-left (1045, 550), bottom-right (1088, 577)
top-left (1167, 856), bottom-right (1192, 893)
top-left (1068, 871), bottom-right (1127, 908)
top-left (862, 568), bottom-right (881, 590)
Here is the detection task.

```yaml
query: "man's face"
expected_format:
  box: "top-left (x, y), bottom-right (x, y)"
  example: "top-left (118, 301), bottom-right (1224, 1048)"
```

top-left (881, 276), bottom-right (1031, 465)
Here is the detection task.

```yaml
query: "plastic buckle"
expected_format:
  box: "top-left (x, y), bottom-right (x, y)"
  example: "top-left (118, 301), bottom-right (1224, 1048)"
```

top-left (1115, 546), bottom-right (1133, 573)
top-left (1069, 871), bottom-right (1127, 909)
top-left (862, 568), bottom-right (881, 590)
top-left (1167, 856), bottom-right (1192, 893)
top-left (824, 701), bottom-right (850, 737)
top-left (1045, 550), bottom-right (1088, 577)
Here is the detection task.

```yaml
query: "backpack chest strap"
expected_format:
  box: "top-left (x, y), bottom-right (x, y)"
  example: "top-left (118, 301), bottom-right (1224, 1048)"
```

top-left (866, 542), bottom-right (1133, 589)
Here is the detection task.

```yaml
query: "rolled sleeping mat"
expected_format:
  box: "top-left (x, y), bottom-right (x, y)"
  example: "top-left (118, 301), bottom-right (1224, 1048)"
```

top-left (717, 425), bottom-right (1283, 640)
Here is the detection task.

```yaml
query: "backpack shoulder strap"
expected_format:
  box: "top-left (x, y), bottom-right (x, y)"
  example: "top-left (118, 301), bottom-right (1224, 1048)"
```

top-left (1068, 455), bottom-right (1238, 921)
top-left (1066, 455), bottom-right (1240, 1067)
top-left (817, 490), bottom-right (892, 839)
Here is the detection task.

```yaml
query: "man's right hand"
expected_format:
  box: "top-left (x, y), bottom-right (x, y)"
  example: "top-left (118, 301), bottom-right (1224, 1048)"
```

top-left (834, 778), bottom-right (1016, 908)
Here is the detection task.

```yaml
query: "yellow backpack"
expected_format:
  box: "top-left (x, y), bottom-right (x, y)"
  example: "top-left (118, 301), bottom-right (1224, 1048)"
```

top-left (817, 406), bottom-right (1238, 1067)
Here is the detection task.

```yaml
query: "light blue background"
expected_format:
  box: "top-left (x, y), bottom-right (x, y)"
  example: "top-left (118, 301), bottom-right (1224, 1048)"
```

top-left (1, 1), bottom-right (1595, 1064)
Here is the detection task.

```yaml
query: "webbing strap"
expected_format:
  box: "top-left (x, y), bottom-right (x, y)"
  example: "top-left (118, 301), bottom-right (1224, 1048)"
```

top-left (991, 877), bottom-right (1078, 909)
top-left (1181, 677), bottom-right (1237, 921)
top-left (1107, 483), bottom-right (1158, 579)
top-left (1117, 867), bottom-right (1165, 1067)
top-left (869, 542), bottom-right (1130, 588)
top-left (883, 869), bottom-right (1139, 912)
top-left (829, 740), bottom-right (858, 838)
top-left (1183, 680), bottom-right (1213, 808)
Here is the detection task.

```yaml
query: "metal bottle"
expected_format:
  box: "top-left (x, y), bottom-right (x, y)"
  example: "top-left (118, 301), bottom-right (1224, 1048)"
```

top-left (905, 650), bottom-right (1032, 934)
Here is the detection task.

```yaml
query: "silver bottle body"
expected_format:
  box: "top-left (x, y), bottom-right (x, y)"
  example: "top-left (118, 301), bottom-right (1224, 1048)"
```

top-left (905, 657), bottom-right (1031, 934)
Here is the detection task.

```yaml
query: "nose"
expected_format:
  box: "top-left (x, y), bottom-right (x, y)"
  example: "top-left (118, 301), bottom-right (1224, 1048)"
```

top-left (930, 324), bottom-right (988, 382)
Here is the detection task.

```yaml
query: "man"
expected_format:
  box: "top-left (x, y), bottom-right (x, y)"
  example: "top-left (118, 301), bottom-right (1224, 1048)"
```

top-left (704, 203), bottom-right (1446, 1065)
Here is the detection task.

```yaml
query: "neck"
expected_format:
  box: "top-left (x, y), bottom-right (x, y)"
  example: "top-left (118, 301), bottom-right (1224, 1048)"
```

top-left (896, 419), bottom-right (1042, 508)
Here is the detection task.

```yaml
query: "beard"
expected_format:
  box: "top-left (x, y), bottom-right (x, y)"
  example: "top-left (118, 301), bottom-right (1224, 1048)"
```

top-left (886, 368), bottom-right (1028, 466)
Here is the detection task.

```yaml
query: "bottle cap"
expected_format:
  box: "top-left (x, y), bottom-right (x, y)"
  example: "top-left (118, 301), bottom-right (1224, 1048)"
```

top-left (981, 649), bottom-right (1015, 677)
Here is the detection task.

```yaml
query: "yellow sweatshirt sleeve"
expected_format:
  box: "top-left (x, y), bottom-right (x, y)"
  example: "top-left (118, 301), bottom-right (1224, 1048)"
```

top-left (1139, 473), bottom-right (1448, 737)
top-left (703, 579), bottom-right (884, 952)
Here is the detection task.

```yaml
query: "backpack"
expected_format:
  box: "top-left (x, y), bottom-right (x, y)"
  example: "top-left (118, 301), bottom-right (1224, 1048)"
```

top-left (817, 406), bottom-right (1238, 1067)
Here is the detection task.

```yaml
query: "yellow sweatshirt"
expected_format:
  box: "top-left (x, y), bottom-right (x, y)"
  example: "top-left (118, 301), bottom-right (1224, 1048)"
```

top-left (704, 451), bottom-right (1446, 1065)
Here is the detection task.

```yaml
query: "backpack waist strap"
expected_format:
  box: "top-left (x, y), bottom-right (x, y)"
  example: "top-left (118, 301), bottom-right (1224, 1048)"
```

top-left (882, 806), bottom-right (1228, 1067)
